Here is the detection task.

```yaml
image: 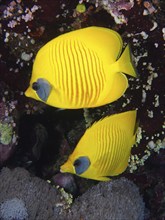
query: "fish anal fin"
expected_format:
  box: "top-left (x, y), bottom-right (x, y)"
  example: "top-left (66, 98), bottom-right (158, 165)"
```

top-left (114, 161), bottom-right (128, 176)
top-left (103, 72), bottom-right (128, 104)
top-left (95, 176), bottom-right (111, 181)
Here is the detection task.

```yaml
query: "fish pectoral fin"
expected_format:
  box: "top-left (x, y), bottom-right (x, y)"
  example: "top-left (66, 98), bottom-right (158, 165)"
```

top-left (103, 72), bottom-right (128, 104)
top-left (115, 44), bottom-right (137, 78)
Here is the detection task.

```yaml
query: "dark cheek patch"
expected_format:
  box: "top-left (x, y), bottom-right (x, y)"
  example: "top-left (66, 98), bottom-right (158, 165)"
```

top-left (32, 82), bottom-right (40, 91)
top-left (74, 156), bottom-right (90, 175)
top-left (32, 78), bottom-right (51, 102)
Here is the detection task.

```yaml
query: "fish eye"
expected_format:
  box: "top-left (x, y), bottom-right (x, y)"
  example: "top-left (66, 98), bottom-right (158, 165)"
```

top-left (32, 82), bottom-right (40, 91)
top-left (74, 156), bottom-right (90, 175)
top-left (74, 159), bottom-right (82, 167)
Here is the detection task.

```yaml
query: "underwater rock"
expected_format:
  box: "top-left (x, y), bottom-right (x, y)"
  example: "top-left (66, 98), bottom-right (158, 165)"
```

top-left (0, 168), bottom-right (146, 220)
top-left (66, 177), bottom-right (145, 220)
top-left (0, 167), bottom-right (68, 220)
top-left (0, 198), bottom-right (28, 220)
top-left (52, 173), bottom-right (78, 196)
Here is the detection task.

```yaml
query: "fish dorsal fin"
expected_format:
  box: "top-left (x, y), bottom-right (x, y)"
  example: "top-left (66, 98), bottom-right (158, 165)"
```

top-left (72, 27), bottom-right (123, 63)
top-left (113, 110), bottom-right (137, 136)
top-left (93, 110), bottom-right (137, 138)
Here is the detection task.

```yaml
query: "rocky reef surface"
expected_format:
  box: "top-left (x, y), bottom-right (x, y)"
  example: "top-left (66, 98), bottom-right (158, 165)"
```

top-left (0, 167), bottom-right (145, 220)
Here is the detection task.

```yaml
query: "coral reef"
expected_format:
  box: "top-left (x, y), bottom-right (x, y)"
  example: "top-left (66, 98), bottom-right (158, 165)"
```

top-left (0, 167), bottom-right (69, 219)
top-left (64, 177), bottom-right (145, 220)
top-left (87, 0), bottom-right (135, 24)
top-left (0, 168), bottom-right (145, 220)
top-left (0, 0), bottom-right (165, 219)
top-left (0, 198), bottom-right (28, 220)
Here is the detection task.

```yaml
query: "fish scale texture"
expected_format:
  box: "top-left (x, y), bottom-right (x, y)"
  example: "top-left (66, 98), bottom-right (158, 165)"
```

top-left (0, 168), bottom-right (145, 220)
top-left (66, 178), bottom-right (145, 220)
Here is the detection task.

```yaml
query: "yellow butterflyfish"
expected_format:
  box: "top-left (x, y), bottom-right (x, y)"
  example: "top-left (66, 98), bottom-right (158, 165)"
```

top-left (60, 110), bottom-right (137, 181)
top-left (25, 26), bottom-right (137, 109)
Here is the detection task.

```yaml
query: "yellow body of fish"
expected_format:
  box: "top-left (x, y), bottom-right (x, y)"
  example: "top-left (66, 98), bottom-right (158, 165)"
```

top-left (25, 26), bottom-right (137, 109)
top-left (60, 110), bottom-right (137, 181)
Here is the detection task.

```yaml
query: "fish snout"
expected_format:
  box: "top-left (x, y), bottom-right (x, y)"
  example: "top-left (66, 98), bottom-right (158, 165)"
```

top-left (60, 161), bottom-right (74, 174)
top-left (25, 87), bottom-right (32, 97)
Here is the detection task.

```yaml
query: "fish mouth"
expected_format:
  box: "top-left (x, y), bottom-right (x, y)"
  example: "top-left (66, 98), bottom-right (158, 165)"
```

top-left (25, 87), bottom-right (33, 97)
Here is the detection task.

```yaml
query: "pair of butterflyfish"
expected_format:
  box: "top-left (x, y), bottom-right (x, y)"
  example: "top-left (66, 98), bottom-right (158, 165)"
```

top-left (25, 27), bottom-right (137, 181)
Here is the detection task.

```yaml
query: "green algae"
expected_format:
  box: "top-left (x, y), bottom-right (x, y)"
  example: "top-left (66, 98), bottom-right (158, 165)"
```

top-left (0, 122), bottom-right (13, 145)
top-left (76, 3), bottom-right (86, 13)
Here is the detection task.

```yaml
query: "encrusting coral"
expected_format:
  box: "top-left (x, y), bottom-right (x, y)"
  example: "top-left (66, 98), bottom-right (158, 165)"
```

top-left (0, 198), bottom-right (28, 220)
top-left (63, 177), bottom-right (145, 220)
top-left (0, 167), bottom-right (67, 220)
top-left (0, 168), bottom-right (145, 220)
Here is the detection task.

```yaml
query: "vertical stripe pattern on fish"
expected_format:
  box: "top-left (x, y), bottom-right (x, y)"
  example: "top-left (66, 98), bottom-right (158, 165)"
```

top-left (25, 26), bottom-right (137, 109)
top-left (60, 110), bottom-right (137, 181)
top-left (49, 39), bottom-right (105, 106)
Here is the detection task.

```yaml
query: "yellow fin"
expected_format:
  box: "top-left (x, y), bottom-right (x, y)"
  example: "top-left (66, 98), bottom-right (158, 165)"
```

top-left (112, 44), bottom-right (137, 78)
top-left (117, 110), bottom-right (137, 137)
top-left (102, 72), bottom-right (128, 104)
top-left (112, 158), bottom-right (129, 175)
top-left (95, 176), bottom-right (111, 181)
top-left (74, 27), bottom-right (123, 63)
top-left (98, 110), bottom-right (137, 140)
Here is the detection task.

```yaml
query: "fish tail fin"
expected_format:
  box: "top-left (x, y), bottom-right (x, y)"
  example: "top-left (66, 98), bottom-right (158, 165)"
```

top-left (116, 44), bottom-right (137, 77)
